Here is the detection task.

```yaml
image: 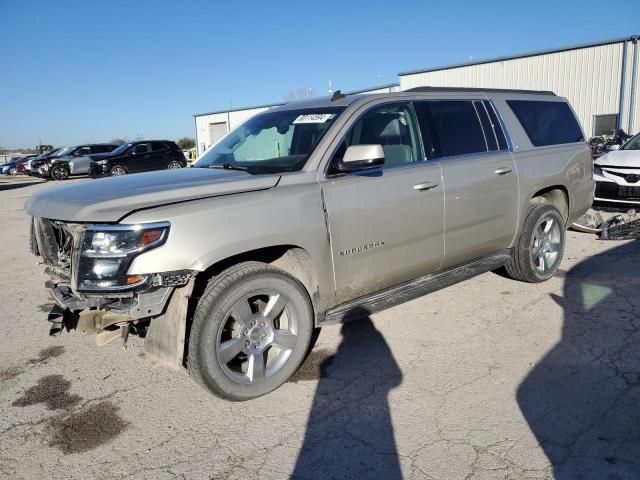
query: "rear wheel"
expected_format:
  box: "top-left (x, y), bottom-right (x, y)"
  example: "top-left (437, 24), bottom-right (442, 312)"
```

top-left (50, 165), bottom-right (70, 181)
top-left (188, 262), bottom-right (314, 400)
top-left (505, 203), bottom-right (565, 282)
top-left (167, 160), bottom-right (183, 169)
top-left (109, 165), bottom-right (127, 176)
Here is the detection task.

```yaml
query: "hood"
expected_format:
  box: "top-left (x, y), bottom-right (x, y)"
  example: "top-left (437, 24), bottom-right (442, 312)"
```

top-left (595, 150), bottom-right (640, 167)
top-left (26, 168), bottom-right (280, 222)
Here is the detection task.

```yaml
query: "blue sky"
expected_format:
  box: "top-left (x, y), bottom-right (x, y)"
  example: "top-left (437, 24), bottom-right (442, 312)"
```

top-left (1, 0), bottom-right (638, 149)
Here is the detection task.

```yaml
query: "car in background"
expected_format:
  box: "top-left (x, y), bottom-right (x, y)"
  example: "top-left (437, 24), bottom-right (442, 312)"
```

top-left (34, 144), bottom-right (118, 180)
top-left (1, 155), bottom-right (37, 175)
top-left (594, 132), bottom-right (640, 206)
top-left (88, 140), bottom-right (186, 177)
top-left (20, 148), bottom-right (64, 175)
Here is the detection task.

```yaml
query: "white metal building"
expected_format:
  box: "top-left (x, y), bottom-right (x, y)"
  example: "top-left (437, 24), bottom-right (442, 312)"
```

top-left (399, 35), bottom-right (639, 138)
top-left (193, 83), bottom-right (399, 153)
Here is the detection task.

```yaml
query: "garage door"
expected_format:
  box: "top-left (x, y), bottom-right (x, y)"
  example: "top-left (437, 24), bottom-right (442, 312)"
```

top-left (208, 122), bottom-right (228, 146)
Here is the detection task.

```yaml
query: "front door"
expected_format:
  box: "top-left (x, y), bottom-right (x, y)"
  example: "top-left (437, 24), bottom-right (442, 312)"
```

top-left (128, 143), bottom-right (152, 172)
top-left (321, 102), bottom-right (445, 303)
top-left (414, 99), bottom-right (518, 268)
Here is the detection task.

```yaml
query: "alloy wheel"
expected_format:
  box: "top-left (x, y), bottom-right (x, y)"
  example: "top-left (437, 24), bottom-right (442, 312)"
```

top-left (167, 161), bottom-right (182, 169)
top-left (111, 166), bottom-right (127, 176)
top-left (216, 290), bottom-right (298, 385)
top-left (530, 214), bottom-right (562, 273)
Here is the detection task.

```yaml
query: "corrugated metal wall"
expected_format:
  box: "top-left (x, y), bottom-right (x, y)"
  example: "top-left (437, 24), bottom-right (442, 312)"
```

top-left (400, 41), bottom-right (639, 137)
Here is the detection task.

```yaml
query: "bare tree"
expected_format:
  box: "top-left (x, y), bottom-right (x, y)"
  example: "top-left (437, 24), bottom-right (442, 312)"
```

top-left (283, 88), bottom-right (316, 102)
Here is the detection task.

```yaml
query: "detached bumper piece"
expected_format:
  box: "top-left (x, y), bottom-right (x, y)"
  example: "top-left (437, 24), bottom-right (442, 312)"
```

top-left (599, 210), bottom-right (640, 240)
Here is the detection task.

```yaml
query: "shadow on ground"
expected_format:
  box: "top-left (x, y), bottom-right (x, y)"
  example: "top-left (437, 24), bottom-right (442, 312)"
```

top-left (518, 241), bottom-right (640, 478)
top-left (0, 181), bottom-right (42, 191)
top-left (292, 308), bottom-right (403, 479)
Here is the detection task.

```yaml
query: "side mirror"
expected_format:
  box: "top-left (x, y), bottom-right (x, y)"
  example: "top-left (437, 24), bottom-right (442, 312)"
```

top-left (607, 144), bottom-right (620, 151)
top-left (337, 144), bottom-right (385, 172)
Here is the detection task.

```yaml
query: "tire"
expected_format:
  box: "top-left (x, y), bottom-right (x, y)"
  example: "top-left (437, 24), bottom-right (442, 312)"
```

top-left (505, 203), bottom-right (565, 283)
top-left (8, 167), bottom-right (17, 176)
top-left (50, 165), bottom-right (70, 181)
top-left (109, 165), bottom-right (127, 176)
top-left (167, 160), bottom-right (183, 169)
top-left (188, 261), bottom-right (314, 401)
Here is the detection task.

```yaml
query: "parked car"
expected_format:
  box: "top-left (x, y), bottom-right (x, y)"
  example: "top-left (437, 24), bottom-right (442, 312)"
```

top-left (20, 148), bottom-right (64, 175)
top-left (27, 88), bottom-right (592, 400)
top-left (88, 140), bottom-right (186, 177)
top-left (1, 155), bottom-right (37, 175)
top-left (594, 132), bottom-right (640, 205)
top-left (34, 144), bottom-right (118, 180)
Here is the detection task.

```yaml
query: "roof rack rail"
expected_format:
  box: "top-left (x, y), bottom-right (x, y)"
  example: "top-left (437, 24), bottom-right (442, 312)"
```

top-left (405, 86), bottom-right (556, 96)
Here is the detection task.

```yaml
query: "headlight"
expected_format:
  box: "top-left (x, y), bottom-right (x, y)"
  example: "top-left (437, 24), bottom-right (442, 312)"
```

top-left (594, 164), bottom-right (603, 177)
top-left (75, 222), bottom-right (169, 292)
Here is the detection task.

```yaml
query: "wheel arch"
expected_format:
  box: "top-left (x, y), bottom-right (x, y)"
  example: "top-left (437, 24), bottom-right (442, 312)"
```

top-left (529, 186), bottom-right (570, 224)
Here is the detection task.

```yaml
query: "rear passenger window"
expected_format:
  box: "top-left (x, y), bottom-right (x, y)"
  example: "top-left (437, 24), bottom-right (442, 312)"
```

top-left (151, 142), bottom-right (166, 151)
top-left (507, 100), bottom-right (584, 147)
top-left (414, 101), bottom-right (487, 158)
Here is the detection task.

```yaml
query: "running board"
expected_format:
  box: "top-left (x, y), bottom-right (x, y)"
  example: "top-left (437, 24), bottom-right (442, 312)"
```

top-left (321, 249), bottom-right (512, 326)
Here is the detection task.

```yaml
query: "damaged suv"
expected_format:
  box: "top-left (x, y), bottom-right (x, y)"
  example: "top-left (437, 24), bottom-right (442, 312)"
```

top-left (28, 88), bottom-right (593, 400)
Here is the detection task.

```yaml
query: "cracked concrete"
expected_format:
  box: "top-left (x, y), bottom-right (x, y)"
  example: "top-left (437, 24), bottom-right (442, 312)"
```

top-left (1, 178), bottom-right (639, 479)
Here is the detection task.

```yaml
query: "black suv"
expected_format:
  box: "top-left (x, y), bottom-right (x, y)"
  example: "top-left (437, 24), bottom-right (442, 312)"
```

top-left (32, 144), bottom-right (118, 180)
top-left (89, 140), bottom-right (187, 177)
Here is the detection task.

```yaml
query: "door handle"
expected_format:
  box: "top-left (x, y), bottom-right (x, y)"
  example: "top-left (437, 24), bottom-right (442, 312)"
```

top-left (494, 167), bottom-right (513, 175)
top-left (413, 181), bottom-right (439, 191)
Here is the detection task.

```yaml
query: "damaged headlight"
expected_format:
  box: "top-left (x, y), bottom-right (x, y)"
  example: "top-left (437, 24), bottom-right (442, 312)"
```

top-left (75, 222), bottom-right (169, 292)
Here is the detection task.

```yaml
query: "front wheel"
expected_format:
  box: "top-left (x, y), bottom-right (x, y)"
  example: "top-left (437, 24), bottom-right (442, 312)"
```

top-left (50, 165), bottom-right (70, 181)
top-left (188, 262), bottom-right (314, 400)
top-left (505, 203), bottom-right (565, 282)
top-left (8, 167), bottom-right (17, 176)
top-left (109, 165), bottom-right (127, 176)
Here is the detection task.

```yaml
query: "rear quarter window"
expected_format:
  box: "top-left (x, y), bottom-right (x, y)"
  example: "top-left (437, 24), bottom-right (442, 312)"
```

top-left (507, 100), bottom-right (584, 147)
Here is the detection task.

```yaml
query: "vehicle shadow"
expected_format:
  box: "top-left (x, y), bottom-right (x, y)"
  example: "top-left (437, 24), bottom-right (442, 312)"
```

top-left (517, 241), bottom-right (640, 478)
top-left (292, 307), bottom-right (403, 479)
top-left (0, 181), bottom-right (42, 191)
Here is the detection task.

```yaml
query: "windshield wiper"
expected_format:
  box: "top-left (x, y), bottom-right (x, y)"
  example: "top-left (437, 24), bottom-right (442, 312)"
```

top-left (208, 163), bottom-right (252, 172)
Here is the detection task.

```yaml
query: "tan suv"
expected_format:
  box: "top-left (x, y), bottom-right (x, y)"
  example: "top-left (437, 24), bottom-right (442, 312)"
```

top-left (28, 87), bottom-right (593, 400)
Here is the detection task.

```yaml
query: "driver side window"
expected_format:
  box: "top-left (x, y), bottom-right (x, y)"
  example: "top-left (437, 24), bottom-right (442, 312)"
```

top-left (331, 103), bottom-right (421, 171)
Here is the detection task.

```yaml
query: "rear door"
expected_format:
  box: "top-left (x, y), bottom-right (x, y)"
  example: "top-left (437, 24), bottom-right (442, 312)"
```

top-left (321, 102), bottom-right (445, 303)
top-left (149, 142), bottom-right (168, 171)
top-left (414, 99), bottom-right (518, 268)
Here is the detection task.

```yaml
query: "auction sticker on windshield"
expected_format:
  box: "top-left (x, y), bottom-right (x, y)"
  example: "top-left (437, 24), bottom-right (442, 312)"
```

top-left (293, 114), bottom-right (335, 124)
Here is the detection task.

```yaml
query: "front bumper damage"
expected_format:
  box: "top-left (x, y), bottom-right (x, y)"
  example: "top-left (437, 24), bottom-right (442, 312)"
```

top-left (31, 216), bottom-right (197, 368)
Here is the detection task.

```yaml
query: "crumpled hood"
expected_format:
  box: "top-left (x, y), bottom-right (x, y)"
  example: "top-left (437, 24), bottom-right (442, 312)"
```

top-left (595, 150), bottom-right (640, 167)
top-left (26, 168), bottom-right (280, 222)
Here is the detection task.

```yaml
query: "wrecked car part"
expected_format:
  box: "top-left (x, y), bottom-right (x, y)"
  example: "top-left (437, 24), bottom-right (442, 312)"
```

top-left (599, 210), bottom-right (640, 240)
top-left (144, 279), bottom-right (195, 369)
top-left (571, 210), bottom-right (606, 234)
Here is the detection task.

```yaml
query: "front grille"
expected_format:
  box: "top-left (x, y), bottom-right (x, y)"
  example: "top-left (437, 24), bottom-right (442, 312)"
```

top-left (595, 181), bottom-right (640, 200)
top-left (595, 181), bottom-right (623, 200)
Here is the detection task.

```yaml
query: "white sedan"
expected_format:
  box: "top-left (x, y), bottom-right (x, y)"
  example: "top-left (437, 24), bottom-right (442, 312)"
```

top-left (594, 133), bottom-right (640, 205)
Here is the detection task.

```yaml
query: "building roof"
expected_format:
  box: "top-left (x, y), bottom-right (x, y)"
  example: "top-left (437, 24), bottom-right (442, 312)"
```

top-left (398, 34), bottom-right (640, 76)
top-left (193, 83), bottom-right (400, 118)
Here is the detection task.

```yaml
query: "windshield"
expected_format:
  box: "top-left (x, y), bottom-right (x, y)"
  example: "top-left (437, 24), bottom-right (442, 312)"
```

top-left (194, 107), bottom-right (345, 173)
top-left (110, 143), bottom-right (133, 156)
top-left (621, 134), bottom-right (640, 151)
top-left (52, 147), bottom-right (72, 157)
